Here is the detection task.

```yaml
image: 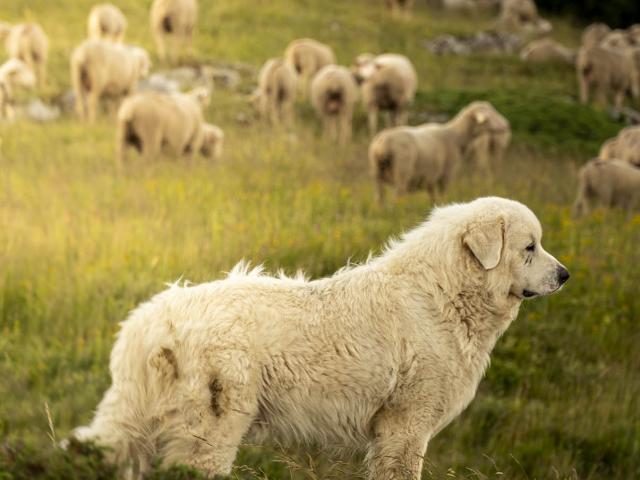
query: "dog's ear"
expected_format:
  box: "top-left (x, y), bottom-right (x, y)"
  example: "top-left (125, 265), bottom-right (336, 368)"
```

top-left (463, 219), bottom-right (504, 270)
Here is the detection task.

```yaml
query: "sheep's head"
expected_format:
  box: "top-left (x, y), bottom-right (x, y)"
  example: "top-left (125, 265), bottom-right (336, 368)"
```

top-left (128, 46), bottom-right (152, 78)
top-left (200, 124), bottom-right (224, 160)
top-left (629, 25), bottom-right (640, 46)
top-left (601, 30), bottom-right (632, 50)
top-left (0, 59), bottom-right (37, 90)
top-left (582, 23), bottom-right (610, 49)
top-left (465, 101), bottom-right (509, 137)
top-left (351, 53), bottom-right (376, 85)
top-left (189, 86), bottom-right (211, 108)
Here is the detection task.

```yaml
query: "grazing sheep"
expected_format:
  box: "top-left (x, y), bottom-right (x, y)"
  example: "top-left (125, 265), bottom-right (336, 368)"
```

top-left (284, 38), bottom-right (335, 98)
top-left (88, 3), bottom-right (128, 43)
top-left (353, 53), bottom-right (418, 135)
top-left (200, 123), bottom-right (224, 160)
top-left (0, 58), bottom-right (36, 119)
top-left (116, 87), bottom-right (210, 168)
top-left (573, 158), bottom-right (640, 217)
top-left (71, 39), bottom-right (151, 122)
top-left (150, 0), bottom-right (198, 63)
top-left (251, 58), bottom-right (297, 127)
top-left (576, 45), bottom-right (639, 112)
top-left (386, 0), bottom-right (414, 19)
top-left (581, 23), bottom-right (611, 49)
top-left (520, 38), bottom-right (575, 64)
top-left (4, 23), bottom-right (48, 86)
top-left (369, 101), bottom-right (508, 205)
top-left (310, 65), bottom-right (359, 145)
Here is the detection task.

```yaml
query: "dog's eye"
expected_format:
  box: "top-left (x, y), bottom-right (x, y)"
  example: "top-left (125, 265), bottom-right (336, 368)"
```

top-left (525, 243), bottom-right (536, 252)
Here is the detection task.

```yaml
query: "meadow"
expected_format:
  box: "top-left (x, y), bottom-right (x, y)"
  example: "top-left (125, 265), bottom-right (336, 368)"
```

top-left (0, 1), bottom-right (639, 478)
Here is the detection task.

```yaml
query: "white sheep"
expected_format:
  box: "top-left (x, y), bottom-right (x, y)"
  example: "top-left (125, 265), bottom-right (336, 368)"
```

top-left (200, 123), bottom-right (224, 160)
top-left (520, 38), bottom-right (575, 64)
top-left (573, 158), bottom-right (640, 217)
top-left (576, 44), bottom-right (639, 112)
top-left (496, 0), bottom-right (552, 36)
top-left (369, 101), bottom-right (508, 205)
top-left (116, 87), bottom-right (210, 168)
top-left (310, 65), bottom-right (359, 145)
top-left (353, 53), bottom-right (418, 135)
top-left (0, 58), bottom-right (36, 119)
top-left (251, 58), bottom-right (297, 127)
top-left (150, 0), bottom-right (198, 63)
top-left (284, 38), bottom-right (335, 99)
top-left (88, 3), bottom-right (128, 43)
top-left (71, 39), bottom-right (151, 122)
top-left (3, 22), bottom-right (48, 87)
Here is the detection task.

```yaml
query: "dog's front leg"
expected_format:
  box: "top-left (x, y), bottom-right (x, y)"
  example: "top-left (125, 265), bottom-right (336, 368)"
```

top-left (365, 406), bottom-right (432, 480)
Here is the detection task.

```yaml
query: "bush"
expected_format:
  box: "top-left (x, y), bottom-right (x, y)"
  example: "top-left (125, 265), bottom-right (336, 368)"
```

top-left (537, 0), bottom-right (640, 28)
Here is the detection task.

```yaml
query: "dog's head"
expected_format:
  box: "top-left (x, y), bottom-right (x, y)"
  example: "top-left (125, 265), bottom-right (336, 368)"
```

top-left (459, 197), bottom-right (569, 300)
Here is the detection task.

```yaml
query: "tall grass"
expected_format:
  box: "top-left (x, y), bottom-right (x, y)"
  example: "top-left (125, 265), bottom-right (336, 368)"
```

top-left (0, 1), bottom-right (638, 478)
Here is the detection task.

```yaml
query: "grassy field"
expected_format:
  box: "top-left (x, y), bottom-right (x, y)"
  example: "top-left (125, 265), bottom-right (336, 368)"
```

top-left (1, 0), bottom-right (639, 478)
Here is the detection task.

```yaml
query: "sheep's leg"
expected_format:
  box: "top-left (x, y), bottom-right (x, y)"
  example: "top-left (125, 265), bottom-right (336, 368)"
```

top-left (368, 108), bottom-right (379, 136)
top-left (142, 129), bottom-right (163, 161)
top-left (154, 30), bottom-right (167, 62)
top-left (594, 83), bottom-right (608, 110)
top-left (87, 91), bottom-right (100, 123)
top-left (393, 109), bottom-right (409, 127)
top-left (613, 89), bottom-right (625, 116)
top-left (578, 74), bottom-right (589, 104)
top-left (338, 112), bottom-right (352, 145)
top-left (426, 184), bottom-right (438, 205)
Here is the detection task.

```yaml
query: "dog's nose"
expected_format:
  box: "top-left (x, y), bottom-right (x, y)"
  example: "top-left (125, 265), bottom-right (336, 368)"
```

top-left (557, 266), bottom-right (570, 285)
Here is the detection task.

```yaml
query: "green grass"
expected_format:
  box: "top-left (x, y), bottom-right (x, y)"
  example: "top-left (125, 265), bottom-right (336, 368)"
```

top-left (1, 0), bottom-right (639, 479)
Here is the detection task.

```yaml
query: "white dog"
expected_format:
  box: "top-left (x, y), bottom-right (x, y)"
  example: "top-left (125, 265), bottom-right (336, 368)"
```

top-left (70, 197), bottom-right (569, 479)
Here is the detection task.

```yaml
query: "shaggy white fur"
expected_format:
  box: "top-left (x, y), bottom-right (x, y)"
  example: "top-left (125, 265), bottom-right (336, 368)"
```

top-left (70, 197), bottom-right (569, 479)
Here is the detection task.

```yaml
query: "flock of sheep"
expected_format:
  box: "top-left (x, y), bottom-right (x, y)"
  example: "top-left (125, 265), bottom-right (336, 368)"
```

top-left (1, 0), bottom-right (639, 216)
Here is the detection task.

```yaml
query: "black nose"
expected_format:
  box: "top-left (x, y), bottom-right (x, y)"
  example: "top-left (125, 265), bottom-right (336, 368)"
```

top-left (557, 266), bottom-right (570, 285)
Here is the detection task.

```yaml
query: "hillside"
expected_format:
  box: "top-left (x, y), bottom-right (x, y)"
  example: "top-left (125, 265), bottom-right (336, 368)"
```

top-left (0, 1), bottom-right (638, 479)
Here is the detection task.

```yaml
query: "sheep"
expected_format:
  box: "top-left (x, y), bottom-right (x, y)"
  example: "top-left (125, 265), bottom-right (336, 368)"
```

top-left (150, 0), bottom-right (198, 63)
top-left (251, 58), bottom-right (297, 127)
top-left (310, 64), bottom-right (359, 145)
top-left (576, 45), bottom-right (639, 112)
top-left (0, 58), bottom-right (36, 119)
top-left (284, 38), bottom-right (335, 99)
top-left (71, 40), bottom-right (151, 122)
top-left (4, 23), bottom-right (48, 87)
top-left (581, 23), bottom-right (611, 49)
top-left (200, 123), bottom-right (224, 160)
top-left (353, 53), bottom-right (418, 135)
top-left (599, 126), bottom-right (640, 166)
top-left (116, 87), bottom-right (210, 168)
top-left (573, 158), bottom-right (640, 218)
top-left (88, 3), bottom-right (128, 43)
top-left (443, 0), bottom-right (500, 10)
top-left (385, 0), bottom-right (414, 19)
top-left (520, 38), bottom-right (575, 64)
top-left (496, 0), bottom-right (552, 37)
top-left (369, 101), bottom-right (508, 205)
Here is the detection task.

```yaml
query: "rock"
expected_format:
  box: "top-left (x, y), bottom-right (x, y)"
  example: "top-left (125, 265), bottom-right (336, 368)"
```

top-left (425, 31), bottom-right (522, 55)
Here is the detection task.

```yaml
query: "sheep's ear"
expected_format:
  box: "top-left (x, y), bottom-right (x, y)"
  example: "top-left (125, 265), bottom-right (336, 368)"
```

top-left (463, 219), bottom-right (504, 270)
top-left (474, 111), bottom-right (487, 124)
